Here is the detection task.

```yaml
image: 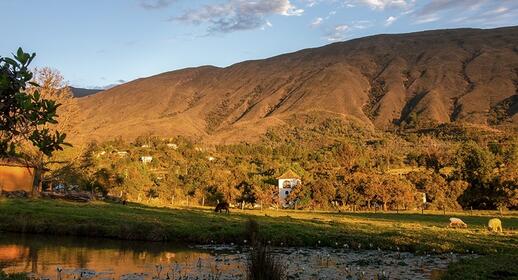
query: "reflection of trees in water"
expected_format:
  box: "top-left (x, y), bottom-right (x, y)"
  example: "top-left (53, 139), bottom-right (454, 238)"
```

top-left (76, 249), bottom-right (89, 269)
top-left (0, 233), bottom-right (214, 277)
top-left (30, 247), bottom-right (38, 273)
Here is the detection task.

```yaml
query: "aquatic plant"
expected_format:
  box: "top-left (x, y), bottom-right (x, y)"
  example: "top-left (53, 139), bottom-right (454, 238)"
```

top-left (246, 219), bottom-right (286, 280)
top-left (0, 271), bottom-right (27, 280)
top-left (246, 242), bottom-right (286, 280)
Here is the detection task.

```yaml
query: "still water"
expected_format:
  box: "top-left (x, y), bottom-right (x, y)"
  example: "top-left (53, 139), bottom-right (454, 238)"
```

top-left (0, 232), bottom-right (465, 279)
top-left (0, 233), bottom-right (244, 279)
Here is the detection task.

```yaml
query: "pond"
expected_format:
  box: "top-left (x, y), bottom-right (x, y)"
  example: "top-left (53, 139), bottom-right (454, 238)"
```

top-left (0, 233), bottom-right (470, 279)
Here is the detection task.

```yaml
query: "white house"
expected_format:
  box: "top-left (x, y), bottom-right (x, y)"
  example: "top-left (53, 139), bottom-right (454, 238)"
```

top-left (277, 169), bottom-right (301, 207)
top-left (116, 151), bottom-right (128, 157)
top-left (167, 143), bottom-right (178, 149)
top-left (141, 156), bottom-right (153, 164)
top-left (417, 191), bottom-right (427, 204)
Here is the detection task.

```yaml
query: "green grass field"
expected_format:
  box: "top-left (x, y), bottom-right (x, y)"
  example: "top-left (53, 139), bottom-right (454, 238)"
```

top-left (1, 198), bottom-right (516, 254)
top-left (440, 255), bottom-right (518, 280)
top-left (1, 198), bottom-right (517, 279)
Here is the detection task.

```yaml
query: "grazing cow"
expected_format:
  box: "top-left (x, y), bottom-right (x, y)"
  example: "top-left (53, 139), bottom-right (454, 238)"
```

top-left (448, 217), bottom-right (468, 228)
top-left (215, 202), bottom-right (230, 214)
top-left (488, 218), bottom-right (503, 233)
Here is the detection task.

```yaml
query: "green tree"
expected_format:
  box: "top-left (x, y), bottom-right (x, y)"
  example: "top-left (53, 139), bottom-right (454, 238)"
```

top-left (0, 48), bottom-right (68, 157)
top-left (455, 142), bottom-right (498, 209)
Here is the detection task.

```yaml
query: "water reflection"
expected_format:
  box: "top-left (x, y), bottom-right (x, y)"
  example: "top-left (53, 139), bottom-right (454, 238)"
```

top-left (1, 233), bottom-right (469, 280)
top-left (0, 233), bottom-right (244, 279)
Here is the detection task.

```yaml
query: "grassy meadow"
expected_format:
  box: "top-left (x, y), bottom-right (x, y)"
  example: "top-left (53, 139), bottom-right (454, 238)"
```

top-left (0, 198), bottom-right (517, 256)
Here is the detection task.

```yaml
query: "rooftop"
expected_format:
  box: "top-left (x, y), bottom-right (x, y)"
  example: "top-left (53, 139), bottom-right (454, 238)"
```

top-left (277, 169), bottom-right (301, 180)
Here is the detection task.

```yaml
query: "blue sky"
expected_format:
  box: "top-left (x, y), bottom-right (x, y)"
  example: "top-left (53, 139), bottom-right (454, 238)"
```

top-left (1, 0), bottom-right (517, 88)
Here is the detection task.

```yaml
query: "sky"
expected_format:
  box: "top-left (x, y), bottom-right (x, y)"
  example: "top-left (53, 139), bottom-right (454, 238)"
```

top-left (1, 0), bottom-right (517, 88)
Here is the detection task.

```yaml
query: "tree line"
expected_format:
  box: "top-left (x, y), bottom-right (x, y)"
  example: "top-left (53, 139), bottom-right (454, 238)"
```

top-left (51, 118), bottom-right (518, 211)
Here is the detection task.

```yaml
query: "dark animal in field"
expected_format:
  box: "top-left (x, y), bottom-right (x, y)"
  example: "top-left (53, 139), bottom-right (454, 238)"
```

top-left (215, 202), bottom-right (230, 214)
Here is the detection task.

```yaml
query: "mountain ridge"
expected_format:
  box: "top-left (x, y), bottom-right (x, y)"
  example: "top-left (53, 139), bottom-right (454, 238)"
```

top-left (74, 26), bottom-right (518, 144)
top-left (69, 87), bottom-right (102, 98)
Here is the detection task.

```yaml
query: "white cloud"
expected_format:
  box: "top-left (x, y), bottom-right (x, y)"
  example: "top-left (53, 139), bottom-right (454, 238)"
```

top-left (90, 80), bottom-right (127, 90)
top-left (260, 20), bottom-right (274, 30)
top-left (303, 0), bottom-right (320, 7)
top-left (139, 0), bottom-right (176, 9)
top-left (335, 25), bottom-right (349, 32)
top-left (311, 17), bottom-right (324, 27)
top-left (325, 24), bottom-right (350, 41)
top-left (175, 0), bottom-right (303, 33)
top-left (352, 0), bottom-right (413, 10)
top-left (416, 0), bottom-right (486, 16)
top-left (450, 4), bottom-right (518, 27)
top-left (385, 16), bottom-right (397, 26)
top-left (414, 14), bottom-right (440, 24)
top-left (352, 20), bottom-right (372, 29)
top-left (409, 0), bottom-right (518, 26)
top-left (482, 6), bottom-right (510, 16)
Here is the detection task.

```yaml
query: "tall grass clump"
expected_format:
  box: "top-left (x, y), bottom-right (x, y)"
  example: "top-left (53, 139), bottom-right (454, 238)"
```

top-left (246, 219), bottom-right (286, 280)
top-left (0, 271), bottom-right (27, 280)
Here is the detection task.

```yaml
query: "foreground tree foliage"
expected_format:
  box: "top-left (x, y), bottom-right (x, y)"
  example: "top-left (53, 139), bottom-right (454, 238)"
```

top-left (0, 48), bottom-right (68, 157)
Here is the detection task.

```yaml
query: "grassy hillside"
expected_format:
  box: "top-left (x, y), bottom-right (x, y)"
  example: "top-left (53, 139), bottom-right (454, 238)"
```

top-left (1, 199), bottom-right (517, 256)
top-left (74, 27), bottom-right (518, 144)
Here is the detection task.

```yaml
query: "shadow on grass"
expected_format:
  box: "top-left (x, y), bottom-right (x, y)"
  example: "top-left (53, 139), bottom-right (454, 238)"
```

top-left (441, 255), bottom-right (518, 280)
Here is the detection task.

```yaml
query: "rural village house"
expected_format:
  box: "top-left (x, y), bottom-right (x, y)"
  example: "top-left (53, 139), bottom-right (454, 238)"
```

top-left (141, 156), bottom-right (153, 164)
top-left (0, 158), bottom-right (39, 196)
top-left (166, 143), bottom-right (178, 149)
top-left (278, 169), bottom-right (301, 207)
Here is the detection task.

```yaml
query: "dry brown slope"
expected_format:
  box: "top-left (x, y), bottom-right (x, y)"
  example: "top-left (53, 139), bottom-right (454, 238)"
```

top-left (76, 26), bottom-right (518, 144)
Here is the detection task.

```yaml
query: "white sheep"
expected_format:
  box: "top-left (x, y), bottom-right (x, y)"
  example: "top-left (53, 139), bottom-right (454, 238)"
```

top-left (448, 217), bottom-right (468, 228)
top-left (488, 218), bottom-right (503, 233)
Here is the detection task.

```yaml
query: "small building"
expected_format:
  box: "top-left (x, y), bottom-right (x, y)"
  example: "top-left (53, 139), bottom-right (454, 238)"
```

top-left (416, 191), bottom-right (427, 204)
top-left (0, 158), bottom-right (37, 195)
top-left (166, 143), bottom-right (178, 150)
top-left (277, 169), bottom-right (301, 207)
top-left (116, 151), bottom-right (129, 157)
top-left (141, 156), bottom-right (153, 164)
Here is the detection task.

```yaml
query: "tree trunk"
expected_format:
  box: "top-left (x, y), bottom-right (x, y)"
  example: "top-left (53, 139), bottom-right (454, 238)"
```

top-left (32, 168), bottom-right (43, 197)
